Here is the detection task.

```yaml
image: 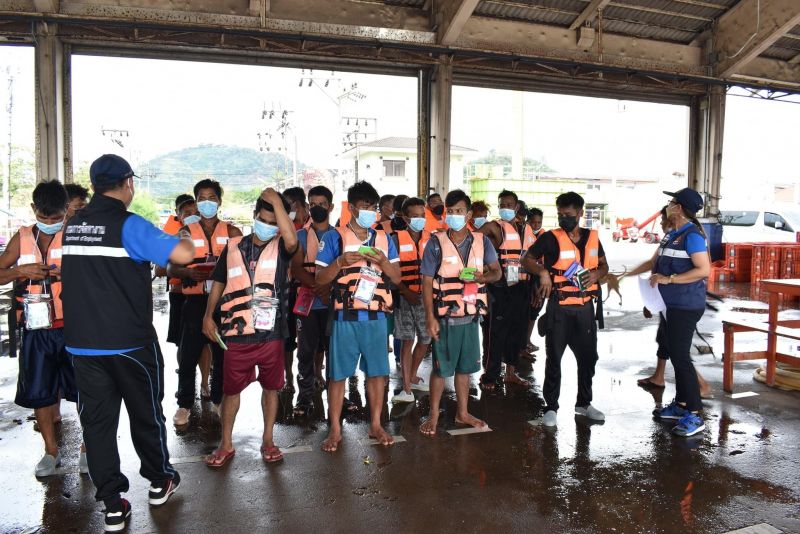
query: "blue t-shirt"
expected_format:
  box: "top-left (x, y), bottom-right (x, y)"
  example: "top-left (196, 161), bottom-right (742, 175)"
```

top-left (68, 215), bottom-right (180, 356)
top-left (315, 227), bottom-right (399, 321)
top-left (298, 226), bottom-right (333, 311)
top-left (669, 223), bottom-right (707, 255)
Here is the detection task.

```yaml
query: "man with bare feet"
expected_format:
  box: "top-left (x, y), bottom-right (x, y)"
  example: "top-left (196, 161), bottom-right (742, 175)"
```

top-left (315, 181), bottom-right (402, 452)
top-left (419, 190), bottom-right (501, 436)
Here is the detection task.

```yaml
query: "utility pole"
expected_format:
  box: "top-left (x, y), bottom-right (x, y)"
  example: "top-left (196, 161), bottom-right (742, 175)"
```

top-left (5, 66), bottom-right (13, 216)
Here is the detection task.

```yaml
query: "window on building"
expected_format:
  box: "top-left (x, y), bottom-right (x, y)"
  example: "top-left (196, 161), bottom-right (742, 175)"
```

top-left (383, 160), bottom-right (405, 177)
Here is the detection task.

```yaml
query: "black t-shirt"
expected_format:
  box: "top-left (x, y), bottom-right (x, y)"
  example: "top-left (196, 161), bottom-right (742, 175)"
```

top-left (212, 234), bottom-right (294, 343)
top-left (528, 229), bottom-right (606, 270)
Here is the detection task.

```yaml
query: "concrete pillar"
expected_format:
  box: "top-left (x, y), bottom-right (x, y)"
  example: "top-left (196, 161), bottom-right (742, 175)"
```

top-left (688, 86), bottom-right (725, 218)
top-left (34, 23), bottom-right (71, 183)
top-left (417, 68), bottom-right (431, 197)
top-left (429, 58), bottom-right (453, 195)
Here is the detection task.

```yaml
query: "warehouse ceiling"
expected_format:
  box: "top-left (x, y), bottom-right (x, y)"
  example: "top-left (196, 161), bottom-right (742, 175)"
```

top-left (1, 0), bottom-right (799, 98)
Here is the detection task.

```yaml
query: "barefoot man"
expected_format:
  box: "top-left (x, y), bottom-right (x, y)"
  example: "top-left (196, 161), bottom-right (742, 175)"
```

top-left (419, 190), bottom-right (501, 436)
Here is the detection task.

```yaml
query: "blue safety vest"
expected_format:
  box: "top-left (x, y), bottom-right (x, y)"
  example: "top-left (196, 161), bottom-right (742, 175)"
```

top-left (654, 224), bottom-right (707, 310)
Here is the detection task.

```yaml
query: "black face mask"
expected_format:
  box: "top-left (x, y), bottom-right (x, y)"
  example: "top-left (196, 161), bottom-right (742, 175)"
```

top-left (558, 215), bottom-right (579, 232)
top-left (391, 217), bottom-right (407, 231)
top-left (309, 205), bottom-right (328, 224)
top-left (432, 205), bottom-right (445, 217)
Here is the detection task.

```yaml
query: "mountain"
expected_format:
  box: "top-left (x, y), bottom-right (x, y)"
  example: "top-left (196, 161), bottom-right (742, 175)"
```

top-left (137, 144), bottom-right (305, 198)
top-left (468, 150), bottom-right (555, 173)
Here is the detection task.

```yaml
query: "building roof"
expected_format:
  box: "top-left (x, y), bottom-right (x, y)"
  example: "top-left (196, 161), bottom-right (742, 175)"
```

top-left (358, 137), bottom-right (476, 152)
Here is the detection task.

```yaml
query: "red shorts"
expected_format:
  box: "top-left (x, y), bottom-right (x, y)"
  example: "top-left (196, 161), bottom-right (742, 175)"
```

top-left (223, 340), bottom-right (285, 395)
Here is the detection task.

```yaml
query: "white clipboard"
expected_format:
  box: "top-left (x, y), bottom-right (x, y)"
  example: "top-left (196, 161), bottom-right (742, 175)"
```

top-left (639, 274), bottom-right (666, 313)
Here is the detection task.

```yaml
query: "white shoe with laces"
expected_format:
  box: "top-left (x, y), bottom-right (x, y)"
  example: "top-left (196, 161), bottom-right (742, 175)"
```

top-left (541, 410), bottom-right (558, 427)
top-left (35, 452), bottom-right (61, 477)
top-left (392, 390), bottom-right (415, 404)
top-left (575, 404), bottom-right (605, 421)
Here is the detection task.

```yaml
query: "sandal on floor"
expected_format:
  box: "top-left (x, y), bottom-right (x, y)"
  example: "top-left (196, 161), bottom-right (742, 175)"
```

top-left (204, 448), bottom-right (235, 468)
top-left (637, 378), bottom-right (666, 389)
top-left (261, 446), bottom-right (284, 463)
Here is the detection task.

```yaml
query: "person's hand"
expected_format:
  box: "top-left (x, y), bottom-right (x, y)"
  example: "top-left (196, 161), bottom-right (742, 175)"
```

top-left (427, 316), bottom-right (440, 342)
top-left (580, 269), bottom-right (601, 287)
top-left (188, 268), bottom-right (211, 282)
top-left (48, 265), bottom-right (61, 278)
top-left (649, 273), bottom-right (670, 287)
top-left (642, 306), bottom-right (652, 319)
top-left (338, 252), bottom-right (363, 268)
top-left (313, 282), bottom-right (331, 299)
top-left (202, 315), bottom-right (219, 342)
top-left (363, 247), bottom-right (389, 266)
top-left (402, 287), bottom-right (420, 306)
top-left (15, 263), bottom-right (50, 281)
top-left (261, 187), bottom-right (283, 207)
top-left (538, 270), bottom-right (552, 299)
top-left (473, 269), bottom-right (488, 284)
top-left (531, 290), bottom-right (544, 310)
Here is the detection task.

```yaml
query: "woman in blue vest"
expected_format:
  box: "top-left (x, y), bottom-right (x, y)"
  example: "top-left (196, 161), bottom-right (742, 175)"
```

top-left (649, 188), bottom-right (710, 437)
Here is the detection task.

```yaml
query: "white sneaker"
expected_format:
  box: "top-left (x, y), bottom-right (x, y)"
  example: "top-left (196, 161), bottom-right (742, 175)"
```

top-left (541, 410), bottom-right (558, 427)
top-left (79, 451), bottom-right (89, 474)
top-left (410, 381), bottom-right (429, 392)
top-left (575, 404), bottom-right (605, 421)
top-left (392, 390), bottom-right (415, 403)
top-left (173, 408), bottom-right (190, 426)
top-left (35, 452), bottom-right (61, 477)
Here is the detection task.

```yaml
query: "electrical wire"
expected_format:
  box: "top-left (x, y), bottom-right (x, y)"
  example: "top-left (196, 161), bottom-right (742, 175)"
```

top-left (727, 0), bottom-right (760, 60)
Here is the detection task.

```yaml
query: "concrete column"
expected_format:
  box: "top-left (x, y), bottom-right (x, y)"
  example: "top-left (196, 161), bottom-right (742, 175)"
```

top-left (417, 68), bottom-right (431, 197)
top-left (429, 58), bottom-right (453, 195)
top-left (688, 85), bottom-right (726, 218)
top-left (34, 23), bottom-right (70, 183)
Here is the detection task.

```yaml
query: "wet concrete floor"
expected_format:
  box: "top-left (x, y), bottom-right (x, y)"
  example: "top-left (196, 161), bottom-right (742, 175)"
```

top-left (1, 246), bottom-right (800, 533)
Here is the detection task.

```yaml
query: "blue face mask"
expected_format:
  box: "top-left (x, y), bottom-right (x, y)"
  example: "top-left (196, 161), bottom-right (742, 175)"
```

top-left (253, 219), bottom-right (279, 242)
top-left (472, 217), bottom-right (487, 229)
top-left (182, 214), bottom-right (201, 226)
top-left (36, 220), bottom-right (63, 235)
top-left (499, 208), bottom-right (516, 222)
top-left (355, 209), bottom-right (377, 229)
top-left (197, 200), bottom-right (219, 219)
top-left (446, 214), bottom-right (466, 232)
top-left (408, 217), bottom-right (426, 232)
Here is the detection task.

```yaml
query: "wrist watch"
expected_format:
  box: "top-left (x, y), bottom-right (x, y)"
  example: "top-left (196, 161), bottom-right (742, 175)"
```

top-left (669, 274), bottom-right (677, 284)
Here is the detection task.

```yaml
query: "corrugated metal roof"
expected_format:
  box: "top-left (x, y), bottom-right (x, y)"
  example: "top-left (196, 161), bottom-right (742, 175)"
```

top-left (612, 0), bottom-right (727, 20)
top-left (474, 0), bottom-right (578, 27)
top-left (762, 46), bottom-right (800, 62)
top-left (602, 18), bottom-right (698, 43)
top-left (383, 0), bottom-right (427, 7)
top-left (603, 5), bottom-right (708, 32)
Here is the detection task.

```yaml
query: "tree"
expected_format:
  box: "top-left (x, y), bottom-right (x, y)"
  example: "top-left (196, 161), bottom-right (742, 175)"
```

top-left (129, 190), bottom-right (159, 224)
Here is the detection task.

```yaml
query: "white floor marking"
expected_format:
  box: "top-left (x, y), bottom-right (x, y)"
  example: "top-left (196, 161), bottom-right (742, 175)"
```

top-left (729, 391), bottom-right (760, 399)
top-left (359, 435), bottom-right (407, 446)
top-left (722, 523), bottom-right (782, 534)
top-left (446, 426), bottom-right (492, 436)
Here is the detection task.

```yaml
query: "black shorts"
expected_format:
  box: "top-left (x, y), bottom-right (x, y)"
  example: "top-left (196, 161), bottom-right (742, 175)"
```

top-left (167, 292), bottom-right (186, 345)
top-left (15, 328), bottom-right (77, 409)
top-left (656, 314), bottom-right (668, 360)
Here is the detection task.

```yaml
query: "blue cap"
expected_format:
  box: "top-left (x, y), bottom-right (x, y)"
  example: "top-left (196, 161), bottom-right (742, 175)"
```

top-left (664, 188), bottom-right (703, 214)
top-left (89, 154), bottom-right (135, 186)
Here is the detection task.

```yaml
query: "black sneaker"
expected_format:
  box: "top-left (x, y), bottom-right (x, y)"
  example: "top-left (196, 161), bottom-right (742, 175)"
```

top-left (148, 472), bottom-right (181, 506)
top-left (104, 499), bottom-right (131, 532)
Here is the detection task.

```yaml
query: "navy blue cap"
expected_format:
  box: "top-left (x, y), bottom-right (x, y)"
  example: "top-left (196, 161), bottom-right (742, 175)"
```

top-left (664, 188), bottom-right (703, 214)
top-left (89, 154), bottom-right (135, 186)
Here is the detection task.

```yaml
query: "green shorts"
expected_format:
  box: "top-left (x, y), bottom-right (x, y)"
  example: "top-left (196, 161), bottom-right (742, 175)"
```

top-left (431, 320), bottom-right (481, 378)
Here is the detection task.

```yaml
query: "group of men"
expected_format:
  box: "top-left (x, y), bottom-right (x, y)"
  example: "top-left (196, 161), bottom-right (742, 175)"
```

top-left (7, 152), bottom-right (610, 532)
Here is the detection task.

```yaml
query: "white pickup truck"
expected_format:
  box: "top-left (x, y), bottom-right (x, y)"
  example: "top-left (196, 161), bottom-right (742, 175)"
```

top-left (718, 205), bottom-right (800, 243)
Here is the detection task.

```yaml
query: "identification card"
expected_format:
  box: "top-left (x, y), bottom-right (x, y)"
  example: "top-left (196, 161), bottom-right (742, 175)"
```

top-left (354, 266), bottom-right (381, 304)
top-left (252, 293), bottom-right (278, 332)
top-left (24, 294), bottom-right (53, 330)
top-left (463, 282), bottom-right (478, 304)
top-left (505, 259), bottom-right (520, 286)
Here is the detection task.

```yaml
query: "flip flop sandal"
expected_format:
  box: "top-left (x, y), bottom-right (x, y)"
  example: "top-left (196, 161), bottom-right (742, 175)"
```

top-left (478, 381), bottom-right (497, 392)
top-left (637, 379), bottom-right (666, 389)
top-left (204, 449), bottom-right (235, 468)
top-left (261, 446), bottom-right (284, 463)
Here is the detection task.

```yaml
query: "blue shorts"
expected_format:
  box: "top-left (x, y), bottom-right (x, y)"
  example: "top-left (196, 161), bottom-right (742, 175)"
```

top-left (329, 318), bottom-right (389, 381)
top-left (15, 328), bottom-right (77, 409)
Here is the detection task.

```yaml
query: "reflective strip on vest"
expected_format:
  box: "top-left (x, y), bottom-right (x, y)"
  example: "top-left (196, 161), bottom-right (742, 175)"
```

top-left (658, 248), bottom-right (690, 259)
top-left (432, 231), bottom-right (488, 318)
top-left (184, 221), bottom-right (231, 295)
top-left (550, 228), bottom-right (600, 306)
top-left (333, 227), bottom-right (393, 312)
top-left (498, 220), bottom-right (534, 281)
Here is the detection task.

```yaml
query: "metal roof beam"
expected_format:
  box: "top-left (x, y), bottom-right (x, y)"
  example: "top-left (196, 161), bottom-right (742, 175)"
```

top-left (791, 52), bottom-right (800, 64)
top-left (570, 0), bottom-right (612, 30)
top-left (437, 0), bottom-right (480, 45)
top-left (732, 55), bottom-right (800, 86)
top-left (714, 0), bottom-right (800, 78)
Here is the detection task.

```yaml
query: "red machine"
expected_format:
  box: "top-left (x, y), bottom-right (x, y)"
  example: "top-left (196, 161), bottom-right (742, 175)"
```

top-left (612, 210), bottom-right (662, 244)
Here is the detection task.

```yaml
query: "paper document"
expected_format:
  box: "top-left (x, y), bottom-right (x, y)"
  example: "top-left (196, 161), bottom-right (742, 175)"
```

top-left (639, 274), bottom-right (666, 313)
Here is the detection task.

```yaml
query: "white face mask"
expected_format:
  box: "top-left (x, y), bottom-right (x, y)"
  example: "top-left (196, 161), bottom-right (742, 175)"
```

top-left (289, 211), bottom-right (297, 221)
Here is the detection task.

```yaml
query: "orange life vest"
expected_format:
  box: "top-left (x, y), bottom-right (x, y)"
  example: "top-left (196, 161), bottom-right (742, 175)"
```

top-left (425, 207), bottom-right (448, 232)
top-left (549, 228), bottom-right (600, 306)
top-left (431, 231), bottom-right (488, 318)
top-left (162, 216), bottom-right (184, 293)
top-left (16, 225), bottom-right (63, 328)
top-left (332, 227), bottom-right (393, 312)
top-left (219, 236), bottom-right (280, 337)
top-left (183, 220), bottom-right (231, 295)
top-left (396, 229), bottom-right (430, 294)
top-left (497, 220), bottom-right (535, 282)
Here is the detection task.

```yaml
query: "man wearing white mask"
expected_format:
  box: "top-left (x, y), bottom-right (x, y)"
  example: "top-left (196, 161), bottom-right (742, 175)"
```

top-left (168, 179), bottom-right (242, 425)
top-left (202, 189), bottom-right (297, 466)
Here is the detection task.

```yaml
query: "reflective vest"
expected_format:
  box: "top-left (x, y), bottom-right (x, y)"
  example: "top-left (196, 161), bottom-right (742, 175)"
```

top-left (549, 228), bottom-right (600, 306)
top-left (432, 231), bottom-right (488, 318)
top-left (654, 224), bottom-right (707, 310)
top-left (162, 216), bottom-right (183, 293)
top-left (396, 229), bottom-right (430, 294)
top-left (425, 207), bottom-right (448, 232)
top-left (219, 236), bottom-right (280, 337)
top-left (302, 227), bottom-right (321, 275)
top-left (183, 220), bottom-right (231, 295)
top-left (332, 227), bottom-right (393, 312)
top-left (16, 225), bottom-right (63, 327)
top-left (498, 220), bottom-right (535, 282)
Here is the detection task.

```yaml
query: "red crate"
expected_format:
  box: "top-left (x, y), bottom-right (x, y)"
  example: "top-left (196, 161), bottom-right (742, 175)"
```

top-left (781, 245), bottom-right (800, 263)
top-left (709, 267), bottom-right (734, 283)
top-left (726, 243), bottom-right (754, 259)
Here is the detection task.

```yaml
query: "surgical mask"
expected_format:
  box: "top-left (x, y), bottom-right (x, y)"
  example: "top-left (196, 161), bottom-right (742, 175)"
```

top-left (309, 205), bottom-right (328, 224)
top-left (355, 209), bottom-right (377, 229)
top-left (558, 215), bottom-right (579, 232)
top-left (431, 205), bottom-right (444, 217)
top-left (197, 200), bottom-right (219, 219)
top-left (289, 211), bottom-right (297, 221)
top-left (182, 214), bottom-right (201, 226)
top-left (533, 227), bottom-right (543, 235)
top-left (473, 217), bottom-right (487, 229)
top-left (446, 214), bottom-right (466, 232)
top-left (408, 217), bottom-right (426, 232)
top-left (36, 220), bottom-right (63, 235)
top-left (253, 219), bottom-right (279, 242)
top-left (499, 208), bottom-right (516, 222)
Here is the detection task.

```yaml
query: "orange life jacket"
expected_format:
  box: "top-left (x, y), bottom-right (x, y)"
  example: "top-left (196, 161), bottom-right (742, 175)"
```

top-left (16, 225), bottom-right (63, 328)
top-left (425, 207), bottom-right (448, 233)
top-left (332, 227), bottom-right (393, 312)
top-left (183, 220), bottom-right (231, 295)
top-left (396, 229), bottom-right (430, 294)
top-left (431, 231), bottom-right (488, 318)
top-left (162, 216), bottom-right (184, 293)
top-left (497, 220), bottom-right (535, 282)
top-left (549, 228), bottom-right (600, 306)
top-left (219, 236), bottom-right (280, 337)
top-left (302, 227), bottom-right (322, 276)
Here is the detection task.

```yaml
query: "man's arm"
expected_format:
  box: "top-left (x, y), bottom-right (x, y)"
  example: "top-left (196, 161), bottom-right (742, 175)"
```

top-left (201, 281), bottom-right (225, 341)
top-left (422, 275), bottom-right (440, 341)
top-left (0, 233), bottom-right (50, 284)
top-left (290, 245), bottom-right (316, 289)
top-left (478, 221), bottom-right (503, 249)
top-left (475, 261), bottom-right (502, 284)
top-left (264, 188), bottom-right (298, 255)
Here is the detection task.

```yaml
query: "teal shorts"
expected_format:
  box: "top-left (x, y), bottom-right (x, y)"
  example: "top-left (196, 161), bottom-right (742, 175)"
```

top-left (431, 320), bottom-right (481, 378)
top-left (329, 318), bottom-right (390, 381)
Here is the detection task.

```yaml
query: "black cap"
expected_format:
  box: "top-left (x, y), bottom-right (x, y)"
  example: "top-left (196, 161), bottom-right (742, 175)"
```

top-left (664, 188), bottom-right (703, 214)
top-left (174, 194), bottom-right (194, 210)
top-left (89, 154), bottom-right (135, 186)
